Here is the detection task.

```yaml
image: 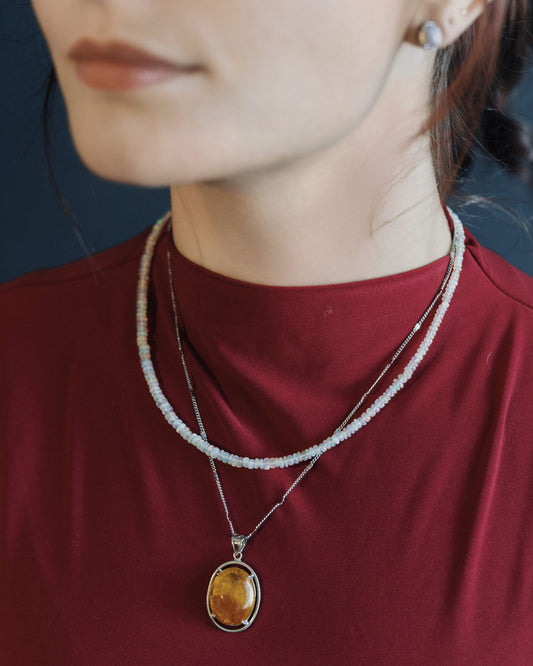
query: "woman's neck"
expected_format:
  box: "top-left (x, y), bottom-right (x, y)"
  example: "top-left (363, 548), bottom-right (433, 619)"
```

top-left (170, 57), bottom-right (451, 287)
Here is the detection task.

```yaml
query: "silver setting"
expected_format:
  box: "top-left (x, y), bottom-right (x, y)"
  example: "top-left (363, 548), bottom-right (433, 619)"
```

top-left (418, 20), bottom-right (444, 52)
top-left (206, 560), bottom-right (261, 633)
top-left (231, 534), bottom-right (248, 561)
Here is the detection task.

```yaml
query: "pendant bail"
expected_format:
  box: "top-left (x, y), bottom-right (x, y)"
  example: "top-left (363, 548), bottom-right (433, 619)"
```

top-left (231, 534), bottom-right (247, 561)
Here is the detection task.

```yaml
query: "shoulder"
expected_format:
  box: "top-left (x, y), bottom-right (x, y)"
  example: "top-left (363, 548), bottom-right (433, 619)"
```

top-left (463, 226), bottom-right (533, 314)
top-left (0, 224), bottom-right (152, 297)
top-left (0, 223), bottom-right (155, 362)
top-left (459, 226), bottom-right (533, 419)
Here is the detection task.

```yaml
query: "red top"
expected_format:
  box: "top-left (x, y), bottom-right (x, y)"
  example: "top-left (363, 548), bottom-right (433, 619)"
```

top-left (1, 208), bottom-right (533, 664)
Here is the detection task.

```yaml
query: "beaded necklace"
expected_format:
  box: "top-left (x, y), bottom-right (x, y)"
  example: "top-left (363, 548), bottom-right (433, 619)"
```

top-left (136, 208), bottom-right (465, 631)
top-left (137, 209), bottom-right (465, 472)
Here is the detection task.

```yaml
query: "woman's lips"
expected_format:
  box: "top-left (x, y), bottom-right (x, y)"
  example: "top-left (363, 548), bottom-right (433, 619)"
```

top-left (72, 60), bottom-right (196, 90)
top-left (68, 38), bottom-right (201, 90)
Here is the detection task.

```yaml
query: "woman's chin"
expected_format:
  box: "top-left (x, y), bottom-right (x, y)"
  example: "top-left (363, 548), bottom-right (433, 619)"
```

top-left (70, 138), bottom-right (208, 188)
top-left (70, 137), bottom-right (271, 189)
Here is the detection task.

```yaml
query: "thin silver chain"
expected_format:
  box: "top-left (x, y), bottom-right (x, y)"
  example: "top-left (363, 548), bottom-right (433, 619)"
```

top-left (166, 227), bottom-right (457, 549)
top-left (337, 240), bottom-right (456, 429)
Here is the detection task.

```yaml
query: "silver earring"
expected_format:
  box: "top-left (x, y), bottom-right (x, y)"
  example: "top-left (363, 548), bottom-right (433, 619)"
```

top-left (418, 20), bottom-right (444, 52)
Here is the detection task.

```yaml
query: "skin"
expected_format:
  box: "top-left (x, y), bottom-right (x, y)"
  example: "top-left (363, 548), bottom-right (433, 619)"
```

top-left (32, 0), bottom-right (491, 285)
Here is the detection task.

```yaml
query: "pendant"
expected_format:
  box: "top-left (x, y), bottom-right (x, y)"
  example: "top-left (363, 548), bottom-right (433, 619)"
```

top-left (206, 535), bottom-right (261, 632)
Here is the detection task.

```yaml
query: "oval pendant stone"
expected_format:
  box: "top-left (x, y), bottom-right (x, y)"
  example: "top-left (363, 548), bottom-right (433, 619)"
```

top-left (207, 561), bottom-right (261, 632)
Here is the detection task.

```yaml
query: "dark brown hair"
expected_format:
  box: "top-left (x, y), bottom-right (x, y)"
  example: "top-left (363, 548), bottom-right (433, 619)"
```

top-left (429, 0), bottom-right (533, 199)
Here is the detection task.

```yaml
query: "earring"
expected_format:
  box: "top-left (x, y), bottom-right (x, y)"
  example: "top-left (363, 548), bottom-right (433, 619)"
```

top-left (418, 20), bottom-right (444, 52)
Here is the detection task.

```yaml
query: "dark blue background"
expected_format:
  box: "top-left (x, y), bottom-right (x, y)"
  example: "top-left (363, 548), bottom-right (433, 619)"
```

top-left (1, 1), bottom-right (533, 282)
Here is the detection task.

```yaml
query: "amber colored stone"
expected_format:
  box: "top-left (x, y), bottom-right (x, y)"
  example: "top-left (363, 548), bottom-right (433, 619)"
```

top-left (208, 566), bottom-right (256, 627)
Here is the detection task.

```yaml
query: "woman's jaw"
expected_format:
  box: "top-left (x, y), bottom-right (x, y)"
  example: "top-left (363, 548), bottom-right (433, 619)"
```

top-left (32, 0), bottom-right (451, 284)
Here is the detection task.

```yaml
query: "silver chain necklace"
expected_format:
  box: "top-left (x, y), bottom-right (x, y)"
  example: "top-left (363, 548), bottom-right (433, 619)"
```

top-left (159, 214), bottom-right (464, 632)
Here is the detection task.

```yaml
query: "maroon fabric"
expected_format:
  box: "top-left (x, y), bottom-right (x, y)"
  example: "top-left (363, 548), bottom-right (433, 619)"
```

top-left (1, 208), bottom-right (533, 665)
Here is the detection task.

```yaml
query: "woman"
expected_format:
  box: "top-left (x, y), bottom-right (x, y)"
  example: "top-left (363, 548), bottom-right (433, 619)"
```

top-left (1, 0), bottom-right (533, 663)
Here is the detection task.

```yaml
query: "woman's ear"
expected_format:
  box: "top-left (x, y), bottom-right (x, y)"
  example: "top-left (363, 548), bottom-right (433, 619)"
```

top-left (405, 0), bottom-right (495, 50)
